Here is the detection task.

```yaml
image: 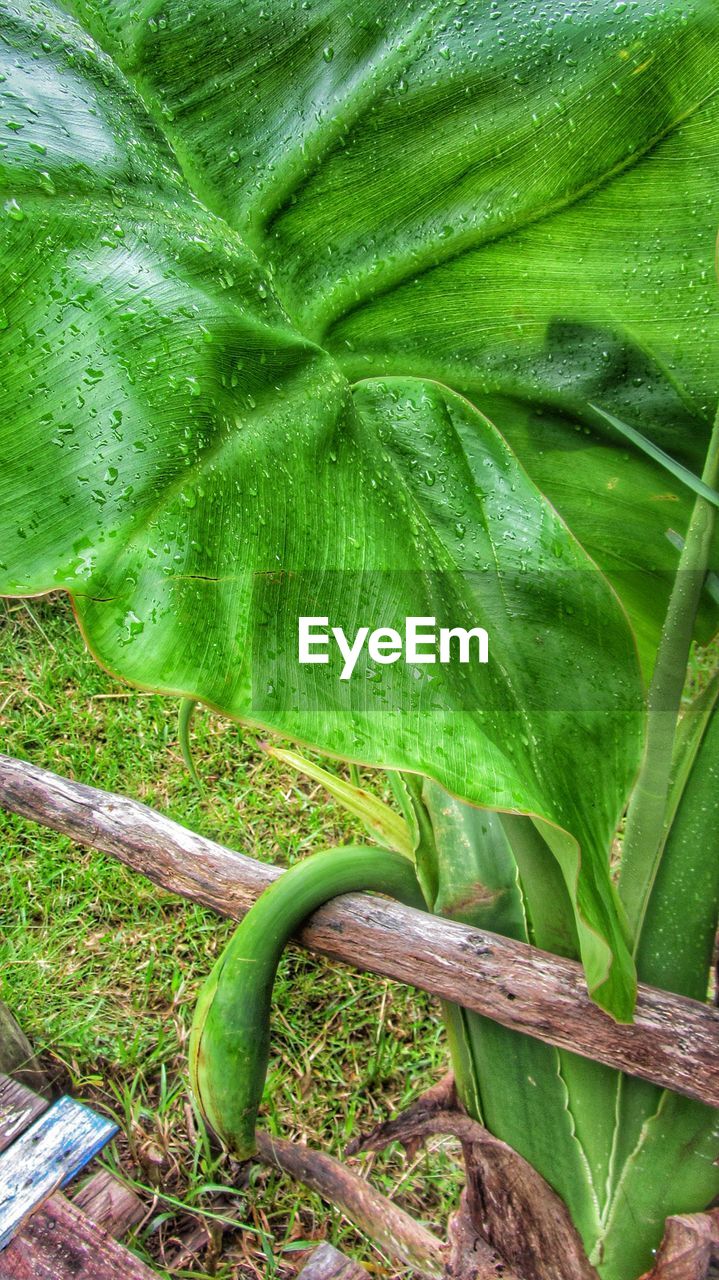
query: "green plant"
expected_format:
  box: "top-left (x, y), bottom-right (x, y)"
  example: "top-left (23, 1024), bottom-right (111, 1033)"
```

top-left (1, 1), bottom-right (718, 1277)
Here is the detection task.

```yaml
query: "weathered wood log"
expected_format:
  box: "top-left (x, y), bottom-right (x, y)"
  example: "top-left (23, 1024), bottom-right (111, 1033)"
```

top-left (1, 754), bottom-right (717, 1109)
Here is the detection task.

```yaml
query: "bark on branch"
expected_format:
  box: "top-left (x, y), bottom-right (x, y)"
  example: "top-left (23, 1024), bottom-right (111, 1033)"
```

top-left (1, 754), bottom-right (717, 1108)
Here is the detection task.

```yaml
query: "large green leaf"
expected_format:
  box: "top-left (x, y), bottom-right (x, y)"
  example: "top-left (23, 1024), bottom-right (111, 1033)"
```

top-left (0, 1), bottom-right (645, 1014)
top-left (64, 0), bottom-right (719, 663)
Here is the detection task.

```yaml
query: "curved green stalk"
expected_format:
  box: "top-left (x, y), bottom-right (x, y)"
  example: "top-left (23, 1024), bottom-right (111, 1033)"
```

top-left (189, 846), bottom-right (426, 1158)
top-left (619, 403), bottom-right (719, 945)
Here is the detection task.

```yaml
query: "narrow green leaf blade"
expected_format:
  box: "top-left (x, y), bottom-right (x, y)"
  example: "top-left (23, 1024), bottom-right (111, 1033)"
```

top-left (178, 698), bottom-right (202, 790)
top-left (598, 682), bottom-right (719, 1276)
top-left (596, 1093), bottom-right (719, 1280)
top-left (267, 747), bottom-right (413, 856)
top-left (588, 404), bottom-right (719, 511)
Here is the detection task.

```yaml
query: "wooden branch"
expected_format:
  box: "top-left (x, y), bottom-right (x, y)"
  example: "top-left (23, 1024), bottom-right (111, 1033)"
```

top-left (255, 1132), bottom-right (444, 1277)
top-left (1, 754), bottom-right (717, 1109)
top-left (0, 1003), bottom-right (50, 1098)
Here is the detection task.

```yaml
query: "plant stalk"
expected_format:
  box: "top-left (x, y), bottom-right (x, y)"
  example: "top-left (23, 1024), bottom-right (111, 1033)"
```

top-left (619, 404), bottom-right (719, 946)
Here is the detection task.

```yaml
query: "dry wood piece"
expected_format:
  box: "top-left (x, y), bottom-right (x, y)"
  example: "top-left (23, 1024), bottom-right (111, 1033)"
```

top-left (0, 1193), bottom-right (157, 1280)
top-left (0, 1007), bottom-right (49, 1100)
top-left (348, 1102), bottom-right (595, 1280)
top-left (445, 1201), bottom-right (525, 1280)
top-left (1, 754), bottom-right (716, 1108)
top-left (71, 1170), bottom-right (146, 1241)
top-left (296, 1242), bottom-right (368, 1278)
top-left (641, 1210), bottom-right (719, 1280)
top-left (255, 1131), bottom-right (445, 1278)
top-left (458, 1119), bottom-right (598, 1280)
top-left (0, 1078), bottom-right (48, 1156)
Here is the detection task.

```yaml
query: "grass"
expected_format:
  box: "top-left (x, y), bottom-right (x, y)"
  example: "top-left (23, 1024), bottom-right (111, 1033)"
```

top-left (0, 596), bottom-right (462, 1278)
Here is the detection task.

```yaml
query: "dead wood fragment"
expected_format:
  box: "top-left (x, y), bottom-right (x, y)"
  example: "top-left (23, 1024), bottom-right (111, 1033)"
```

top-left (458, 1116), bottom-right (598, 1280)
top-left (640, 1210), bottom-right (719, 1280)
top-left (345, 1101), bottom-right (596, 1280)
top-left (0, 1002), bottom-right (51, 1098)
top-left (445, 1196), bottom-right (525, 1280)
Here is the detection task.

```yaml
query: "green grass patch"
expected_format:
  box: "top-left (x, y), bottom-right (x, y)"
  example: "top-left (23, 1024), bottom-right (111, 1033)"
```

top-left (0, 597), bottom-right (461, 1278)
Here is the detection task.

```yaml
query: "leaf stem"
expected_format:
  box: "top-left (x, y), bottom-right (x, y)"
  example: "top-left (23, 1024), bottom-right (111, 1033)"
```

top-left (619, 403), bottom-right (719, 946)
